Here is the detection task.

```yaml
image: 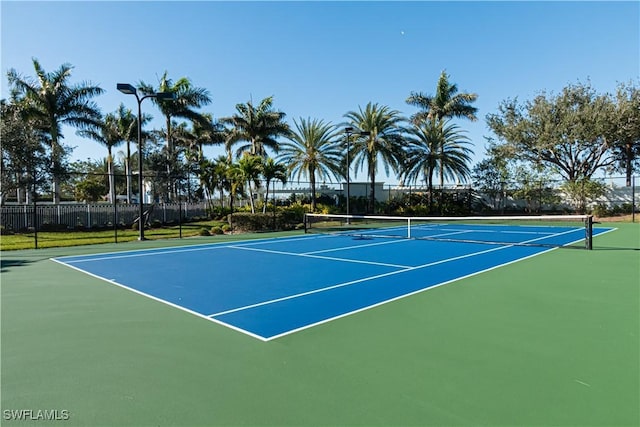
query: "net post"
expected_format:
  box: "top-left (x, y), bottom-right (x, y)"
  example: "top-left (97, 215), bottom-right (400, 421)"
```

top-left (585, 215), bottom-right (593, 250)
top-left (303, 213), bottom-right (308, 234)
top-left (407, 218), bottom-right (411, 239)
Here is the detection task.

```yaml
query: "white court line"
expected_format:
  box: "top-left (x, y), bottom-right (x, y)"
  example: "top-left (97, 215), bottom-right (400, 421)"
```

top-left (56, 234), bottom-right (331, 264)
top-left (265, 227), bottom-right (604, 341)
top-left (422, 226), bottom-right (558, 236)
top-left (229, 245), bottom-right (411, 269)
top-left (303, 238), bottom-right (409, 255)
top-left (209, 243), bottom-right (511, 318)
top-left (51, 225), bottom-right (611, 342)
top-left (49, 258), bottom-right (269, 342)
top-left (207, 226), bottom-right (581, 320)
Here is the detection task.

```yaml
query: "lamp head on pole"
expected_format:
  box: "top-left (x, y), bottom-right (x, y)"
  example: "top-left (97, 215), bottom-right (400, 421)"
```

top-left (117, 83), bottom-right (137, 95)
top-left (155, 91), bottom-right (175, 100)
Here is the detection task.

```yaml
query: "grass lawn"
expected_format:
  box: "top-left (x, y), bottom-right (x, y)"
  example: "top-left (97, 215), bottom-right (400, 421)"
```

top-left (0, 220), bottom-right (229, 251)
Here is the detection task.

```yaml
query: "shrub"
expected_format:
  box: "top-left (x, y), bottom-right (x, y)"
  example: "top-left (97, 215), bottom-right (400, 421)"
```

top-left (210, 226), bottom-right (224, 235)
top-left (221, 224), bottom-right (232, 233)
top-left (592, 203), bottom-right (610, 218)
top-left (199, 228), bottom-right (211, 236)
top-left (40, 223), bottom-right (69, 232)
top-left (229, 209), bottom-right (305, 232)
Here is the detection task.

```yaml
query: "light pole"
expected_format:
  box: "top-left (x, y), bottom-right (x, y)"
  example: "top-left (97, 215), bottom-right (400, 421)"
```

top-left (344, 126), bottom-right (370, 217)
top-left (117, 83), bottom-right (174, 240)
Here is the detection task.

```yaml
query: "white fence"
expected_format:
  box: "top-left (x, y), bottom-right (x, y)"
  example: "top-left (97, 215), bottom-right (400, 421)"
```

top-left (0, 202), bottom-right (208, 232)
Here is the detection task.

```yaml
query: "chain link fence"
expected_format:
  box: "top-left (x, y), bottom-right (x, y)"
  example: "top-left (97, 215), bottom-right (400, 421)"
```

top-left (1, 174), bottom-right (636, 249)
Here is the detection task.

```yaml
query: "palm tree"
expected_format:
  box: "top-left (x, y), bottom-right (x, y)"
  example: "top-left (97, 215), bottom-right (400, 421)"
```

top-left (77, 113), bottom-right (124, 203)
top-left (278, 117), bottom-right (342, 211)
top-left (139, 72), bottom-right (211, 200)
top-left (344, 103), bottom-right (407, 213)
top-left (222, 96), bottom-right (290, 158)
top-left (199, 155), bottom-right (231, 211)
top-left (404, 120), bottom-right (473, 209)
top-left (139, 72), bottom-right (212, 153)
top-left (406, 70), bottom-right (478, 125)
top-left (261, 157), bottom-right (288, 213)
top-left (7, 59), bottom-right (104, 203)
top-left (226, 161), bottom-right (244, 213)
top-left (172, 116), bottom-right (226, 201)
top-left (236, 153), bottom-right (263, 213)
top-left (112, 103), bottom-right (151, 204)
top-left (406, 71), bottom-right (477, 194)
top-left (212, 155), bottom-right (232, 209)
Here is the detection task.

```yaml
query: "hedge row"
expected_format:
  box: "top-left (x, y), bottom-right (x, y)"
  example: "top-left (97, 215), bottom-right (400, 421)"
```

top-left (228, 211), bottom-right (304, 232)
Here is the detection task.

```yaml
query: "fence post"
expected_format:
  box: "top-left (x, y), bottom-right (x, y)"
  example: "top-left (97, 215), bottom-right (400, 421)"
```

top-left (179, 201), bottom-right (183, 239)
top-left (32, 191), bottom-right (38, 249)
top-left (114, 200), bottom-right (118, 243)
top-left (633, 175), bottom-right (636, 223)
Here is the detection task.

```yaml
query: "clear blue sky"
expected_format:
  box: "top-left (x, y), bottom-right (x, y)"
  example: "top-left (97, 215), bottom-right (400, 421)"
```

top-left (2, 1), bottom-right (639, 185)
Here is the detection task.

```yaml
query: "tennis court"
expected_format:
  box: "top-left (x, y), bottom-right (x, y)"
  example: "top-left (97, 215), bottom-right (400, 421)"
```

top-left (52, 216), bottom-right (612, 341)
top-left (2, 218), bottom-right (638, 426)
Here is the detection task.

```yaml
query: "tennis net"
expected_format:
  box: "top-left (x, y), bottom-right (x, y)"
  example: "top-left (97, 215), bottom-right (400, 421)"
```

top-left (304, 213), bottom-right (595, 249)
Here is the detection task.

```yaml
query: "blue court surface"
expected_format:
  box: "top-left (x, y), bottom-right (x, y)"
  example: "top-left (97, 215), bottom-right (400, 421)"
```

top-left (52, 223), bottom-right (612, 341)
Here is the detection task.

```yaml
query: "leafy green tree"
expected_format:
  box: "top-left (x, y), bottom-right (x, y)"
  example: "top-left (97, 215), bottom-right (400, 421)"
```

top-left (261, 157), bottom-right (288, 213)
top-left (486, 81), bottom-right (616, 182)
top-left (75, 176), bottom-right (106, 202)
top-left (560, 178), bottom-right (607, 214)
top-left (222, 96), bottom-right (290, 158)
top-left (0, 99), bottom-right (48, 204)
top-left (344, 102), bottom-right (407, 212)
top-left (278, 117), bottom-right (342, 211)
top-left (6, 59), bottom-right (104, 203)
top-left (67, 159), bottom-right (111, 203)
top-left (611, 81), bottom-right (640, 186)
top-left (471, 151), bottom-right (510, 212)
top-left (510, 165), bottom-right (561, 214)
top-left (404, 119), bottom-right (472, 209)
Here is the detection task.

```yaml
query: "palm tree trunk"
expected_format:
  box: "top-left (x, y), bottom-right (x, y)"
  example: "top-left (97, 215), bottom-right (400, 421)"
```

top-left (51, 131), bottom-right (61, 204)
top-left (369, 168), bottom-right (376, 214)
top-left (310, 169), bottom-right (317, 212)
top-left (247, 181), bottom-right (255, 213)
top-left (427, 168), bottom-right (434, 211)
top-left (263, 179), bottom-right (270, 214)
